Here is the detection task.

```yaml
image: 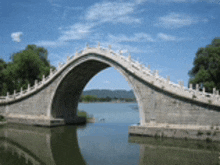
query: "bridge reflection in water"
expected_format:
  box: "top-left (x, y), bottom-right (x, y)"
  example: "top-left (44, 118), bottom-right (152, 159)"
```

top-left (129, 136), bottom-right (220, 165)
top-left (0, 124), bottom-right (219, 165)
top-left (0, 124), bottom-right (86, 165)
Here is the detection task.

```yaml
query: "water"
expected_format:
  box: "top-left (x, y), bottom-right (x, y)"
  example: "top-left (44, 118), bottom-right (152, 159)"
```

top-left (0, 103), bottom-right (219, 165)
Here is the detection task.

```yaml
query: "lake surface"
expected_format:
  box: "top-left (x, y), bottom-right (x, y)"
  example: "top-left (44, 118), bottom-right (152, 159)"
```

top-left (0, 103), bottom-right (219, 165)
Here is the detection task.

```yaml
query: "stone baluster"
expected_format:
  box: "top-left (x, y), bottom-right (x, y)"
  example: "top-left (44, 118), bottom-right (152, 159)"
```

top-left (178, 81), bottom-right (183, 89)
top-left (86, 43), bottom-right (89, 49)
top-left (213, 88), bottom-right (216, 96)
top-left (189, 84), bottom-right (192, 91)
top-left (6, 92), bottom-right (9, 100)
top-left (140, 64), bottom-right (144, 70)
top-left (108, 45), bottom-right (112, 51)
top-left (67, 56), bottom-right (70, 62)
top-left (196, 84), bottom-right (199, 91)
top-left (50, 68), bottom-right (53, 77)
top-left (27, 84), bottom-right (30, 92)
top-left (14, 90), bottom-right (16, 97)
top-left (97, 42), bottom-right (100, 49)
top-left (35, 80), bottom-right (38, 89)
top-left (58, 63), bottom-right (61, 70)
top-left (155, 70), bottom-right (159, 78)
top-left (20, 87), bottom-right (23, 96)
top-left (167, 76), bottom-right (170, 84)
top-left (119, 50), bottom-right (123, 55)
top-left (128, 54), bottom-right (131, 62)
top-left (202, 87), bottom-right (205, 95)
top-left (42, 75), bottom-right (45, 84)
top-left (75, 50), bottom-right (78, 57)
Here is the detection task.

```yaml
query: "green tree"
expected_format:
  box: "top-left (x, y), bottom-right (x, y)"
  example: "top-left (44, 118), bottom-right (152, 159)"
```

top-left (80, 95), bottom-right (98, 102)
top-left (0, 59), bottom-right (7, 95)
top-left (1, 45), bottom-right (54, 95)
top-left (188, 38), bottom-right (220, 92)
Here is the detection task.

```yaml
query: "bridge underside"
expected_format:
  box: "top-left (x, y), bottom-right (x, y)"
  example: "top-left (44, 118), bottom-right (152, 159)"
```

top-left (51, 60), bottom-right (110, 124)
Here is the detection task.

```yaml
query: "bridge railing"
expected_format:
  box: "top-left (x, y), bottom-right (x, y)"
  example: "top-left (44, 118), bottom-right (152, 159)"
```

top-left (0, 44), bottom-right (219, 106)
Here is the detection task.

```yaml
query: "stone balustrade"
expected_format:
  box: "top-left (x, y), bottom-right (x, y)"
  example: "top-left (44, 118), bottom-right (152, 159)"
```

top-left (0, 43), bottom-right (219, 107)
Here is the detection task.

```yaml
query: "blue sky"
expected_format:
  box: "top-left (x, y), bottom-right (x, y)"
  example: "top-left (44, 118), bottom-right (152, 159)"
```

top-left (1, 0), bottom-right (220, 90)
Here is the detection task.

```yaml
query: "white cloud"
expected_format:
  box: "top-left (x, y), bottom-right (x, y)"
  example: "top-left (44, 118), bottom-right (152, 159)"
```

top-left (157, 33), bottom-right (178, 41)
top-left (11, 32), bottom-right (23, 42)
top-left (35, 40), bottom-right (66, 47)
top-left (135, 0), bottom-right (220, 4)
top-left (155, 13), bottom-right (208, 29)
top-left (108, 33), bottom-right (155, 43)
top-left (108, 32), bottom-right (183, 43)
top-left (85, 2), bottom-right (141, 24)
top-left (58, 23), bottom-right (95, 41)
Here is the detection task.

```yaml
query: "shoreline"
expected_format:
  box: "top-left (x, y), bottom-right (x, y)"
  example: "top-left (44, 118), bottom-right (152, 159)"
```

top-left (79, 101), bottom-right (137, 104)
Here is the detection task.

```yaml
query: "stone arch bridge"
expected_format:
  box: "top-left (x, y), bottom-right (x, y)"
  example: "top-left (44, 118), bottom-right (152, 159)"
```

top-left (0, 44), bottom-right (220, 135)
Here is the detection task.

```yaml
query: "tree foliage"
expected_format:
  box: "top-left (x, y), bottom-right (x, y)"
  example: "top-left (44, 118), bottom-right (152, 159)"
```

top-left (188, 37), bottom-right (220, 92)
top-left (0, 45), bottom-right (54, 95)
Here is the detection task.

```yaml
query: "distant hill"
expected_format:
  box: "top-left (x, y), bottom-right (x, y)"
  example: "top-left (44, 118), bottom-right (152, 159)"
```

top-left (82, 89), bottom-right (135, 99)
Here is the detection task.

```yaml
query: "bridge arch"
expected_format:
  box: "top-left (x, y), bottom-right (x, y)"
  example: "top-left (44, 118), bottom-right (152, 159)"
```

top-left (1, 45), bottom-right (220, 131)
top-left (49, 53), bottom-right (144, 124)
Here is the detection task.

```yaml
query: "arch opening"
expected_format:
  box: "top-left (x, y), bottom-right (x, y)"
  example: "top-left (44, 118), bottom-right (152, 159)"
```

top-left (51, 56), bottom-right (143, 124)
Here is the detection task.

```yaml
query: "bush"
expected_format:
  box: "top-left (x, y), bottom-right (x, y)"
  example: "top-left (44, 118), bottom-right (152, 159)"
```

top-left (0, 115), bottom-right (5, 121)
top-left (197, 130), bottom-right (203, 136)
top-left (206, 137), bottom-right (212, 143)
top-left (206, 131), bottom-right (211, 136)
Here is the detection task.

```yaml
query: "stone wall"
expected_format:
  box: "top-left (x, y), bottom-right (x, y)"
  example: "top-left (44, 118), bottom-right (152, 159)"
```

top-left (126, 72), bottom-right (220, 127)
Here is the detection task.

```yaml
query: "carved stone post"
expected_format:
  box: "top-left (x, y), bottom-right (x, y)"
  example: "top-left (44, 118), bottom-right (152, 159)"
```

top-left (20, 87), bottom-right (23, 96)
top-left (50, 68), bottom-right (53, 77)
top-left (189, 84), bottom-right (192, 90)
top-left (58, 63), bottom-right (61, 70)
top-left (6, 92), bottom-right (9, 100)
top-left (155, 70), bottom-right (159, 78)
top-left (97, 42), bottom-right (100, 49)
top-left (35, 80), bottom-right (38, 89)
top-left (75, 50), bottom-right (78, 57)
top-left (27, 84), bottom-right (30, 92)
top-left (14, 90), bottom-right (16, 99)
top-left (167, 76), bottom-right (170, 83)
top-left (128, 54), bottom-right (131, 62)
top-left (42, 75), bottom-right (45, 84)
top-left (119, 50), bottom-right (123, 55)
top-left (196, 84), bottom-right (199, 91)
top-left (213, 88), bottom-right (216, 95)
top-left (67, 56), bottom-right (70, 62)
top-left (203, 87), bottom-right (205, 94)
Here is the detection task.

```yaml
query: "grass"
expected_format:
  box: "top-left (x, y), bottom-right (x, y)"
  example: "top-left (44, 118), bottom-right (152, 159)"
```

top-left (78, 111), bottom-right (88, 118)
top-left (78, 110), bottom-right (94, 121)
